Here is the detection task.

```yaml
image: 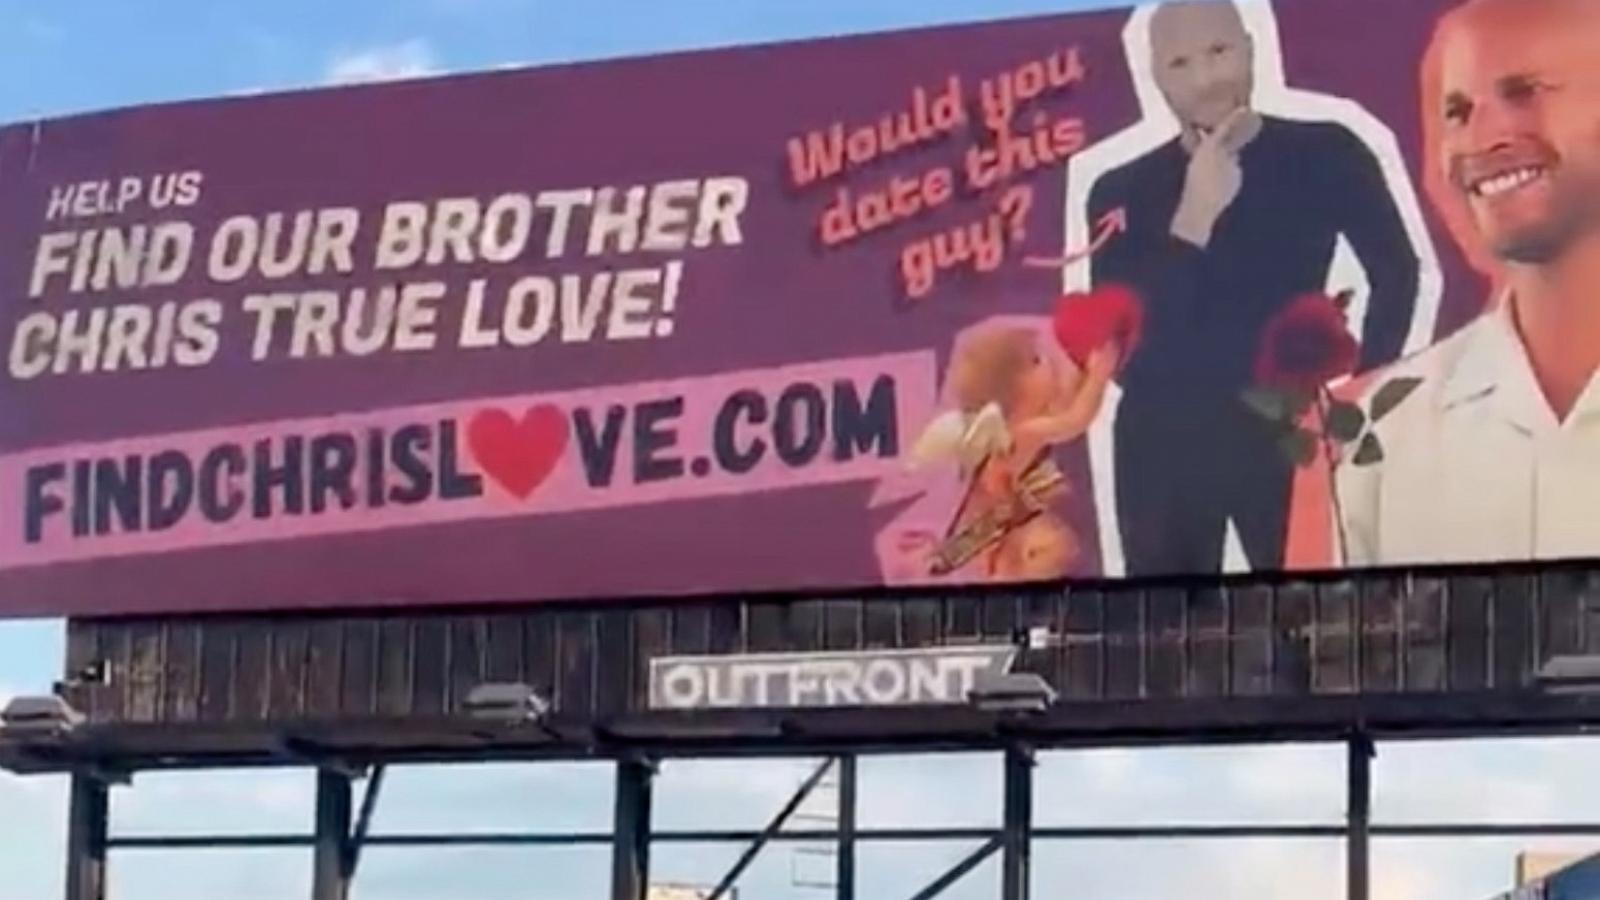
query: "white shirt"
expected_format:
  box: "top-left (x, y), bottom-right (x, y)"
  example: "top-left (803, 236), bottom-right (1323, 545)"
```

top-left (1337, 301), bottom-right (1600, 566)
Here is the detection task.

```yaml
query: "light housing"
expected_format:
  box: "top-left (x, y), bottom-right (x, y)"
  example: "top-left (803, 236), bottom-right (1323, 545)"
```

top-left (0, 695), bottom-right (85, 739)
top-left (967, 672), bottom-right (1057, 714)
top-left (1535, 655), bottom-right (1600, 695)
top-left (462, 683), bottom-right (551, 724)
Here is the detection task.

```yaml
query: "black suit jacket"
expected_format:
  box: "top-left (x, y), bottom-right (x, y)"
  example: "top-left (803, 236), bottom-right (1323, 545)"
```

top-left (1088, 116), bottom-right (1420, 399)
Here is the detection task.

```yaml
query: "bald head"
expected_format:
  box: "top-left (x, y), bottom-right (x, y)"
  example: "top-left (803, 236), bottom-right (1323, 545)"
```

top-left (1431, 0), bottom-right (1600, 264)
top-left (1150, 0), bottom-right (1247, 49)
top-left (1148, 1), bottom-right (1255, 132)
top-left (1444, 0), bottom-right (1600, 27)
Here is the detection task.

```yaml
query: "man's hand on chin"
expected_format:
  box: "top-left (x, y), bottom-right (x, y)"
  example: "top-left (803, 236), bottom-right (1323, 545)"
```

top-left (1171, 108), bottom-right (1253, 248)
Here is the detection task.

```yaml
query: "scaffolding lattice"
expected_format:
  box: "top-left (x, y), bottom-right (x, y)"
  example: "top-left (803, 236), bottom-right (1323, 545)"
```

top-left (789, 761), bottom-right (839, 892)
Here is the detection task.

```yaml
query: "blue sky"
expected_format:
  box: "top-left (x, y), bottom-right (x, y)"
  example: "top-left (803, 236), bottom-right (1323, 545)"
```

top-left (3, 0), bottom-right (1600, 898)
top-left (0, 0), bottom-right (1108, 123)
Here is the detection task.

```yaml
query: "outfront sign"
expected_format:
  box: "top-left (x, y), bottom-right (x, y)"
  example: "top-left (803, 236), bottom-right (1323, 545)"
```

top-left (648, 646), bottom-right (1018, 711)
top-left (0, 0), bottom-right (1572, 616)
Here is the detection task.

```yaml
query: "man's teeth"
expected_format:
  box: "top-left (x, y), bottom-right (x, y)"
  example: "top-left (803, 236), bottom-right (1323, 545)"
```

top-left (1474, 166), bottom-right (1546, 198)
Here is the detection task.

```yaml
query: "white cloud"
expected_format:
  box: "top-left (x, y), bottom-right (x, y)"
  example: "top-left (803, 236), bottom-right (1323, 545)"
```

top-left (113, 769), bottom-right (311, 831)
top-left (324, 39), bottom-right (441, 86)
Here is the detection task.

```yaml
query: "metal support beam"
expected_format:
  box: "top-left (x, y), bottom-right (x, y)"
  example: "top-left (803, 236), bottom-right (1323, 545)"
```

top-left (610, 757), bottom-right (655, 900)
top-left (345, 765), bottom-right (386, 879)
top-left (65, 775), bottom-right (108, 900)
top-left (906, 837), bottom-right (1004, 900)
top-left (1001, 746), bottom-right (1034, 900)
top-left (277, 737), bottom-right (367, 782)
top-left (108, 818), bottom-right (1600, 852)
top-left (707, 757), bottom-right (836, 900)
top-left (1347, 734), bottom-right (1374, 900)
top-left (313, 769), bottom-right (354, 900)
top-left (837, 755), bottom-right (857, 900)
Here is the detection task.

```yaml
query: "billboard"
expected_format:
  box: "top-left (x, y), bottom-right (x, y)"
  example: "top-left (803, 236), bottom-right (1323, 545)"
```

top-left (0, 0), bottom-right (1575, 617)
top-left (1519, 854), bottom-right (1591, 889)
top-left (1490, 852), bottom-right (1600, 900)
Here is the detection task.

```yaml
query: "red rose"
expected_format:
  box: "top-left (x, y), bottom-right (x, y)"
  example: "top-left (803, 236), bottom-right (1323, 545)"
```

top-left (1052, 283), bottom-right (1144, 368)
top-left (1254, 292), bottom-right (1359, 393)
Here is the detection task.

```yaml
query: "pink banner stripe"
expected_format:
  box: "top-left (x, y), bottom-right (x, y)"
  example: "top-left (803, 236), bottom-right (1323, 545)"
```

top-left (0, 351), bottom-right (937, 570)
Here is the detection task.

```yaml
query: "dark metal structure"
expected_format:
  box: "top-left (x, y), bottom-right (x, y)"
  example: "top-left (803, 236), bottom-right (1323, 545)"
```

top-left (52, 739), bottom-right (1600, 900)
top-left (8, 562), bottom-right (1600, 900)
top-left (19, 564), bottom-right (1600, 768)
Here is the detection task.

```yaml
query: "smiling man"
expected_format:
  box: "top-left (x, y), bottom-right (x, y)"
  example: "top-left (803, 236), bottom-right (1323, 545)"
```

top-left (1338, 0), bottom-right (1600, 565)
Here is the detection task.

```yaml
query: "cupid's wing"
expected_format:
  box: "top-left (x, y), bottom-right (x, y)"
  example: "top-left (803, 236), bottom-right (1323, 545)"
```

top-left (960, 403), bottom-right (1013, 472)
top-left (908, 404), bottom-right (1015, 475)
top-left (907, 410), bottom-right (971, 470)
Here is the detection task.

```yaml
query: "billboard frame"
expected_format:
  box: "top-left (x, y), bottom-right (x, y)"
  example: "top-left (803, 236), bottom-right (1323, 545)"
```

top-left (38, 737), bottom-right (1600, 900)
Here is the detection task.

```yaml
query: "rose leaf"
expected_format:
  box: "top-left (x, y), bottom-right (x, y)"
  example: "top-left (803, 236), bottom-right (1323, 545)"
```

top-left (1371, 377), bottom-right (1423, 423)
top-left (1352, 433), bottom-right (1385, 466)
top-left (1327, 401), bottom-right (1366, 443)
top-left (1278, 428), bottom-right (1318, 467)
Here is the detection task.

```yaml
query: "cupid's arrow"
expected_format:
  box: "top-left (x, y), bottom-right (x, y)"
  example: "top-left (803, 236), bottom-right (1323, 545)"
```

top-left (1023, 206), bottom-right (1127, 269)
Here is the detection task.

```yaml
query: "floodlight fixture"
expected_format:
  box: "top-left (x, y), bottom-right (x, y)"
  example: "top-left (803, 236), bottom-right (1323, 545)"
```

top-left (462, 682), bottom-right (552, 725)
top-left (1535, 655), bottom-right (1600, 695)
top-left (1026, 626), bottom-right (1057, 650)
top-left (0, 695), bottom-right (85, 739)
top-left (967, 671), bottom-right (1057, 714)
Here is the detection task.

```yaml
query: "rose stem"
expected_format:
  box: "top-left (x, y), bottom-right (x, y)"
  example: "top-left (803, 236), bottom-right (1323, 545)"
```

top-left (1315, 387), bottom-right (1351, 565)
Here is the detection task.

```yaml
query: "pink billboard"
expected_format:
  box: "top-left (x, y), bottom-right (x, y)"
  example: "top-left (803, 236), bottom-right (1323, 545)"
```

top-left (0, 0), bottom-right (1579, 616)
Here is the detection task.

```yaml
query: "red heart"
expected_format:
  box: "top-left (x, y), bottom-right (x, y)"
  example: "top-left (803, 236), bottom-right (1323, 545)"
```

top-left (1052, 283), bottom-right (1144, 368)
top-left (466, 405), bottom-right (569, 500)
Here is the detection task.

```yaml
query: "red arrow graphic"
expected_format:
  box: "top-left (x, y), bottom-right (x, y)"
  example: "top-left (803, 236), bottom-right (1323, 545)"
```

top-left (1023, 206), bottom-right (1127, 269)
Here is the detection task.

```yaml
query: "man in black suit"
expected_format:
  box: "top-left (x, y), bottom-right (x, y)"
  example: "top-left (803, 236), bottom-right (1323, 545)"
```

top-left (1089, 0), bottom-right (1420, 575)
